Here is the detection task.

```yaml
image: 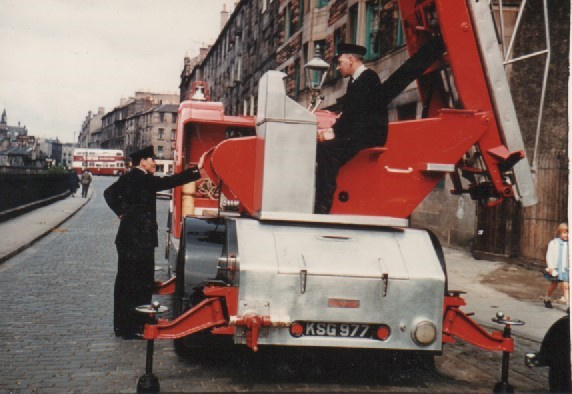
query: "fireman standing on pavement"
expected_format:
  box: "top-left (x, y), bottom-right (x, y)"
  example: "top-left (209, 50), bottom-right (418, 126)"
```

top-left (103, 146), bottom-right (202, 339)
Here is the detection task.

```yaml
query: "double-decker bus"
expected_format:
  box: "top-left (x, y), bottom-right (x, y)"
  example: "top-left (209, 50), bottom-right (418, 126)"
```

top-left (72, 148), bottom-right (126, 176)
top-left (154, 159), bottom-right (174, 176)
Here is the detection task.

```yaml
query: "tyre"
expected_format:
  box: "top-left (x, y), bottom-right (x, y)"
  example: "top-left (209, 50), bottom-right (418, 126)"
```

top-left (173, 236), bottom-right (189, 356)
top-left (172, 218), bottom-right (231, 358)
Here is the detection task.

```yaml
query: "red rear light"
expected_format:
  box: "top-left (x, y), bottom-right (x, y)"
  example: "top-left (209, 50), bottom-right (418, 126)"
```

top-left (289, 322), bottom-right (304, 337)
top-left (376, 325), bottom-right (391, 341)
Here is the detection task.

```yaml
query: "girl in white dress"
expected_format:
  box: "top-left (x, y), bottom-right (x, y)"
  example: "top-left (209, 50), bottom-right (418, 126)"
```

top-left (543, 223), bottom-right (569, 308)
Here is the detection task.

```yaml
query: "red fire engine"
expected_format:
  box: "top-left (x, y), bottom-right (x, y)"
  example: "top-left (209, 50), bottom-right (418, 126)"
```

top-left (136, 1), bottom-right (537, 392)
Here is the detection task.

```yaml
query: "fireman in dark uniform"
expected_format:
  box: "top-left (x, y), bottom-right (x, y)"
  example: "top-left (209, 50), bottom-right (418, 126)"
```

top-left (314, 40), bottom-right (446, 214)
top-left (314, 43), bottom-right (384, 214)
top-left (104, 146), bottom-right (202, 339)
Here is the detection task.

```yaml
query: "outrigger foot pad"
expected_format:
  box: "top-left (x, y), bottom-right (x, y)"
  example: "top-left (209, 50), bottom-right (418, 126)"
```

top-left (493, 381), bottom-right (514, 393)
top-left (137, 373), bottom-right (160, 393)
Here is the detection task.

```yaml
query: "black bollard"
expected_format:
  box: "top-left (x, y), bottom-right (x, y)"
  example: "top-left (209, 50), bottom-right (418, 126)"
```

top-left (136, 301), bottom-right (168, 394)
top-left (491, 311), bottom-right (525, 393)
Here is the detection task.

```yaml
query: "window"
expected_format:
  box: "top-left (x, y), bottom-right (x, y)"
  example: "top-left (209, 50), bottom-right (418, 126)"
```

top-left (349, 5), bottom-right (358, 44)
top-left (284, 1), bottom-right (298, 40)
top-left (285, 5), bottom-right (291, 40)
top-left (158, 128), bottom-right (164, 140)
top-left (317, 0), bottom-right (328, 8)
top-left (171, 129), bottom-right (176, 141)
top-left (235, 58), bottom-right (242, 82)
top-left (333, 29), bottom-right (344, 79)
top-left (365, 2), bottom-right (382, 61)
top-left (396, 10), bottom-right (404, 46)
top-left (157, 146), bottom-right (164, 157)
top-left (295, 60), bottom-right (301, 98)
top-left (368, 0), bottom-right (404, 57)
top-left (299, 0), bottom-right (304, 29)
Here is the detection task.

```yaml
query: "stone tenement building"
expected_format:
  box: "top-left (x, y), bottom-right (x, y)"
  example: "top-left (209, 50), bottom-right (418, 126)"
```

top-left (182, 0), bottom-right (568, 263)
top-left (78, 107), bottom-right (105, 149)
top-left (123, 103), bottom-right (179, 160)
top-left (94, 92), bottom-right (179, 160)
top-left (181, 0), bottom-right (281, 116)
top-left (182, 1), bottom-right (410, 117)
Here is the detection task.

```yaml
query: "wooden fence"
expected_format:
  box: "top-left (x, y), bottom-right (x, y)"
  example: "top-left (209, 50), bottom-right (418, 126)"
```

top-left (474, 152), bottom-right (568, 265)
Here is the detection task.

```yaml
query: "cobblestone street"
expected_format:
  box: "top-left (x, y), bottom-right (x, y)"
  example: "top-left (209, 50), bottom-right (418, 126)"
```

top-left (0, 178), bottom-right (551, 393)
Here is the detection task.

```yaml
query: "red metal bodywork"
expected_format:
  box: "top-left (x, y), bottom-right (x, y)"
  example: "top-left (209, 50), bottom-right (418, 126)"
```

top-left (154, 0), bottom-right (527, 355)
top-left (153, 277), bottom-right (175, 295)
top-left (170, 99), bottom-right (254, 239)
top-left (442, 295), bottom-right (513, 352)
top-left (148, 283), bottom-right (515, 354)
top-left (203, 0), bottom-right (524, 217)
top-left (144, 286), bottom-right (238, 340)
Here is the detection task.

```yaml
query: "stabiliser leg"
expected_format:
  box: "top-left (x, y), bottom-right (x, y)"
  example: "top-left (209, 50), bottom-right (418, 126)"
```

top-left (443, 294), bottom-right (524, 393)
top-left (136, 302), bottom-right (169, 394)
top-left (137, 339), bottom-right (160, 394)
top-left (491, 312), bottom-right (525, 393)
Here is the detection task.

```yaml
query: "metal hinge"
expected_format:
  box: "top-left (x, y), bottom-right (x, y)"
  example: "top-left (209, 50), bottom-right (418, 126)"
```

top-left (300, 255), bottom-right (308, 294)
top-left (382, 273), bottom-right (388, 297)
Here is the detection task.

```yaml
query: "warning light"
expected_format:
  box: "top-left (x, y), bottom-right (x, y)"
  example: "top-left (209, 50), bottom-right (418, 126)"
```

top-left (290, 322), bottom-right (304, 337)
top-left (375, 325), bottom-right (391, 341)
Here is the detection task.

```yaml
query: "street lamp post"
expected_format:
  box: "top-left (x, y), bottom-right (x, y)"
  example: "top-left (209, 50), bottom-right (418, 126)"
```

top-left (303, 44), bottom-right (330, 113)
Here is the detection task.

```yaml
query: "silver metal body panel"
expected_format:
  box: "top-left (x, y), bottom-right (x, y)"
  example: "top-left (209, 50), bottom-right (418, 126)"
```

top-left (467, 0), bottom-right (537, 207)
top-left (254, 71), bottom-right (318, 216)
top-left (230, 218), bottom-right (444, 351)
top-left (257, 211), bottom-right (408, 227)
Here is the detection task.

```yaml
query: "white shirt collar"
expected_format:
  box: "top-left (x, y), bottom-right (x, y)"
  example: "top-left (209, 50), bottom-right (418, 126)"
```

top-left (136, 166), bottom-right (148, 174)
top-left (352, 64), bottom-right (367, 80)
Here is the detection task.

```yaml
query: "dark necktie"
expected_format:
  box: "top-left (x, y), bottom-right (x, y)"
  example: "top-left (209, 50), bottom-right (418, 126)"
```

top-left (349, 76), bottom-right (354, 84)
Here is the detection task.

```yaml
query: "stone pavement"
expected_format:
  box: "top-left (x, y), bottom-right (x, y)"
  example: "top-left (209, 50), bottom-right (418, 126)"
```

top-left (445, 246), bottom-right (567, 341)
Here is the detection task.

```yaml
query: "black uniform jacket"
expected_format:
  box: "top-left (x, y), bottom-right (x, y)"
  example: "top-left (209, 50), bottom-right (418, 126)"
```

top-left (332, 37), bottom-right (447, 147)
top-left (333, 69), bottom-right (385, 147)
top-left (104, 167), bottom-right (200, 249)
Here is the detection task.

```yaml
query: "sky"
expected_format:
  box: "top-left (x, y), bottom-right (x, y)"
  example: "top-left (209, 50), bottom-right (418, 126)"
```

top-left (0, 0), bottom-right (234, 143)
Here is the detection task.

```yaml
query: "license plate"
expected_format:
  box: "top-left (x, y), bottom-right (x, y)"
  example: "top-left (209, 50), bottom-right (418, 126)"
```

top-left (298, 322), bottom-right (373, 338)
